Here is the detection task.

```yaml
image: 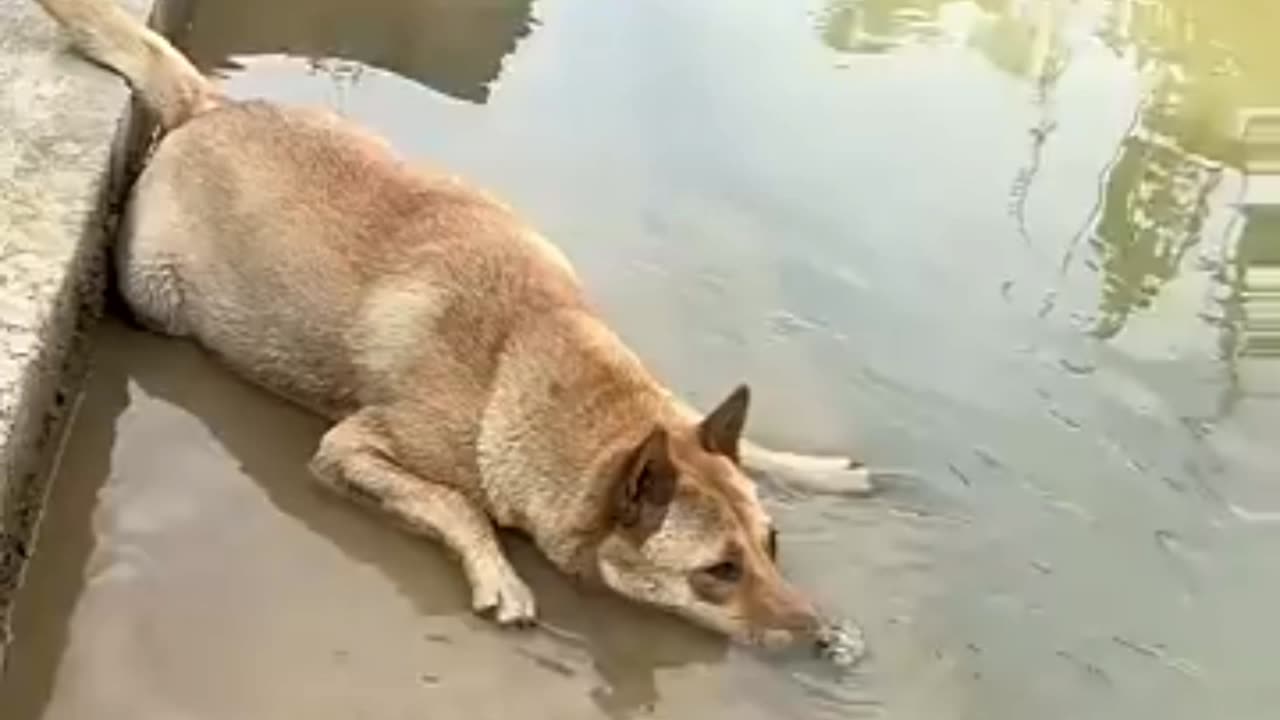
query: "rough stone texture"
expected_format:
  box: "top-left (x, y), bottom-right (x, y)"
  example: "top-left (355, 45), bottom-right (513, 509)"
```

top-left (0, 0), bottom-right (157, 671)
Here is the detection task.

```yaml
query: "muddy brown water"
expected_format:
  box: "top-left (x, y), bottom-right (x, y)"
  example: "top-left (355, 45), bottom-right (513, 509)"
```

top-left (3, 0), bottom-right (1279, 718)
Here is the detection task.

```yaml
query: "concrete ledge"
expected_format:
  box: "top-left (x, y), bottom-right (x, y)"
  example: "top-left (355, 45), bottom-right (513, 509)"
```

top-left (0, 0), bottom-right (158, 670)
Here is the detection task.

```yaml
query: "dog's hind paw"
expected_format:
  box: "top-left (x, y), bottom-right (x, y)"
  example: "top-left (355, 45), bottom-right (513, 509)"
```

top-left (742, 443), bottom-right (878, 496)
top-left (471, 567), bottom-right (538, 627)
top-left (787, 458), bottom-right (876, 497)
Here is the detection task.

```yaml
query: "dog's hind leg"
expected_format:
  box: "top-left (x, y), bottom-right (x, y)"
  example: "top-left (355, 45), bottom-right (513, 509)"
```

top-left (113, 163), bottom-right (193, 336)
top-left (310, 412), bottom-right (537, 625)
top-left (740, 440), bottom-right (876, 496)
top-left (114, 240), bottom-right (190, 336)
top-left (674, 395), bottom-right (878, 496)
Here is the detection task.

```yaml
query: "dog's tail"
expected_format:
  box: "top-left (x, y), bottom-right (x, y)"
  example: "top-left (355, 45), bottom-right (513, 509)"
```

top-left (35, 0), bottom-right (218, 130)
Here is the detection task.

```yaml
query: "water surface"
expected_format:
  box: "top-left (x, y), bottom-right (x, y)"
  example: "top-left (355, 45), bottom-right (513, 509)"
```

top-left (3, 0), bottom-right (1278, 718)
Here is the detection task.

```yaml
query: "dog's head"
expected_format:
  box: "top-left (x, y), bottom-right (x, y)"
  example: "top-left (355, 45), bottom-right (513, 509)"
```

top-left (593, 385), bottom-right (822, 648)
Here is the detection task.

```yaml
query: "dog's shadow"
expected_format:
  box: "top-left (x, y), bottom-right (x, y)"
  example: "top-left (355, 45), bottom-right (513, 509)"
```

top-left (106, 316), bottom-right (725, 718)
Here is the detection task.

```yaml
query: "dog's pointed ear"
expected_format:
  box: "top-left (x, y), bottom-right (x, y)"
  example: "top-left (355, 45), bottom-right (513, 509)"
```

top-left (698, 384), bottom-right (750, 463)
top-left (614, 426), bottom-right (679, 535)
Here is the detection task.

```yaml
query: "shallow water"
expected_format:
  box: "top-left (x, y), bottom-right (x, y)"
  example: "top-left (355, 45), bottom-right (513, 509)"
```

top-left (3, 0), bottom-right (1279, 718)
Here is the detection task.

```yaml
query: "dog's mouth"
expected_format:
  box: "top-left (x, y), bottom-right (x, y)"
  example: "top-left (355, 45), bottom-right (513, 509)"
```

top-left (746, 618), bottom-right (866, 671)
top-left (813, 620), bottom-right (867, 667)
top-left (745, 617), bottom-right (865, 666)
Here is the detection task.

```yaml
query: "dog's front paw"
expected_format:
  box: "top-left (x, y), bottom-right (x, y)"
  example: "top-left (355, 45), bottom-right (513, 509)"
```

top-left (470, 566), bottom-right (538, 627)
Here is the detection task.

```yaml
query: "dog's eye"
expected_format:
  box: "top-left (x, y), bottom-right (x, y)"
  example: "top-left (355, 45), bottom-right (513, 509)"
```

top-left (704, 560), bottom-right (742, 583)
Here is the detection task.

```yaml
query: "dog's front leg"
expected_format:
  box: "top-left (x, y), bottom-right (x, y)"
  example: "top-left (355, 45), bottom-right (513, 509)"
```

top-left (740, 440), bottom-right (876, 496)
top-left (310, 414), bottom-right (537, 625)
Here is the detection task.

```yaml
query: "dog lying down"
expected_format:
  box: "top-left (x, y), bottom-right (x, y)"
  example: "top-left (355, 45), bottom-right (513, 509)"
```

top-left (35, 0), bottom-right (875, 658)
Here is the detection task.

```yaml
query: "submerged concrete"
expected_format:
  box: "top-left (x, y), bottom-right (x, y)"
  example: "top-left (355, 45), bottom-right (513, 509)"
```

top-left (0, 0), bottom-right (157, 670)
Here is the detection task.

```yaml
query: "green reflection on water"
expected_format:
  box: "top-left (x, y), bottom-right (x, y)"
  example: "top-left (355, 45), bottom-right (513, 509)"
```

top-left (1090, 0), bottom-right (1280, 350)
top-left (818, 0), bottom-right (1280, 363)
top-left (818, 0), bottom-right (950, 53)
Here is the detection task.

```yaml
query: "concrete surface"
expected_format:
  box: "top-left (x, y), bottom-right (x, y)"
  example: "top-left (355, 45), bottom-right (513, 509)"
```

top-left (0, 0), bottom-right (157, 671)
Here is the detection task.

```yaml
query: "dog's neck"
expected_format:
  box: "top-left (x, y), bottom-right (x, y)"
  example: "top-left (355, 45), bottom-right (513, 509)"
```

top-left (475, 308), bottom-right (677, 575)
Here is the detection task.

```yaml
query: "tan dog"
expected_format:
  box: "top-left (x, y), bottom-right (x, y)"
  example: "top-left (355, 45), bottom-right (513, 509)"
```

top-left (35, 0), bottom-right (874, 648)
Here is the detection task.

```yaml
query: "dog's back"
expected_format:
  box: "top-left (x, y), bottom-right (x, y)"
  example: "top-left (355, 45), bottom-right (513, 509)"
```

top-left (124, 100), bottom-right (583, 418)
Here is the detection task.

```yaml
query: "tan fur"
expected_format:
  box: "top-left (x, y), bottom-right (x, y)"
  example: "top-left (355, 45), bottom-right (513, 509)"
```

top-left (37, 0), bottom-right (875, 646)
top-left (36, 0), bottom-right (218, 128)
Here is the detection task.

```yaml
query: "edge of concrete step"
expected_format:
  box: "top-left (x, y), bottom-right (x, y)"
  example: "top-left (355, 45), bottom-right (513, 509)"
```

top-left (0, 0), bottom-right (172, 672)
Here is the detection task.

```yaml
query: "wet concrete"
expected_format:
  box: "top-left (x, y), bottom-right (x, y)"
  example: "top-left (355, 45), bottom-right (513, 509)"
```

top-left (0, 0), bottom-right (156, 672)
top-left (3, 0), bottom-right (1280, 718)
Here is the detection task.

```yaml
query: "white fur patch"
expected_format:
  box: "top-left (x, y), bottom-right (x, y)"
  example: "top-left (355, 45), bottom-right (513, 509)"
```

top-left (740, 443), bottom-right (876, 496)
top-left (352, 277), bottom-right (448, 379)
